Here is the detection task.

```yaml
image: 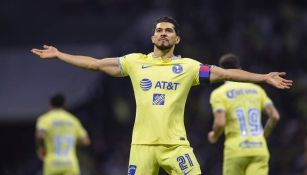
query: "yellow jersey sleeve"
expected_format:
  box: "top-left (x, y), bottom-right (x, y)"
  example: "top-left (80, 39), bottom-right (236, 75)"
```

top-left (192, 61), bottom-right (201, 86)
top-left (36, 116), bottom-right (49, 131)
top-left (76, 120), bottom-right (88, 139)
top-left (118, 53), bottom-right (143, 77)
top-left (210, 89), bottom-right (226, 112)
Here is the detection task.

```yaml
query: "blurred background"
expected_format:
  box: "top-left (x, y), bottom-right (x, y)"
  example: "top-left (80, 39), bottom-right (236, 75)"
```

top-left (0, 0), bottom-right (306, 174)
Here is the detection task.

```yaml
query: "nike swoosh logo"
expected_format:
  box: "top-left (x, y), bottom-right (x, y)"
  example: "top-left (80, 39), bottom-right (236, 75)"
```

top-left (183, 168), bottom-right (193, 175)
top-left (141, 65), bottom-right (152, 69)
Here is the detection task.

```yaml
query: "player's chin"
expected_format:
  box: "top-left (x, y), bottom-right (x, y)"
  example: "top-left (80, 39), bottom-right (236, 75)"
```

top-left (155, 43), bottom-right (173, 50)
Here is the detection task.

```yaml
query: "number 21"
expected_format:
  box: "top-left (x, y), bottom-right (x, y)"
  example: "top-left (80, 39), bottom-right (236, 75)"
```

top-left (177, 153), bottom-right (194, 170)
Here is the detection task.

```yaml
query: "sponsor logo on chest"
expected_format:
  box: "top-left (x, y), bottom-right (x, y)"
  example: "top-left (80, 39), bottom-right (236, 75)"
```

top-left (140, 78), bottom-right (180, 91)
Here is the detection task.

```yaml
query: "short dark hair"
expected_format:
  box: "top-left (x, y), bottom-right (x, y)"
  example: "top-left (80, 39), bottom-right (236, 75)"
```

top-left (219, 53), bottom-right (241, 69)
top-left (153, 16), bottom-right (180, 36)
top-left (50, 93), bottom-right (65, 108)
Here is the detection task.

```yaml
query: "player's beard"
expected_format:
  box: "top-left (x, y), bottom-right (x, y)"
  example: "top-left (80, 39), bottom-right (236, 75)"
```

top-left (154, 42), bottom-right (173, 51)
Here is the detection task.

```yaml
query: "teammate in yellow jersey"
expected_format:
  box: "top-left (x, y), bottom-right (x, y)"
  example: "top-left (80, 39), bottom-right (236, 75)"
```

top-left (36, 93), bottom-right (90, 175)
top-left (31, 17), bottom-right (292, 175)
top-left (208, 54), bottom-right (281, 175)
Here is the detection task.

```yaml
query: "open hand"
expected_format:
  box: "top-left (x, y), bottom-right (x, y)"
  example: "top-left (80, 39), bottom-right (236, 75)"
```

top-left (31, 45), bottom-right (59, 59)
top-left (265, 72), bottom-right (293, 89)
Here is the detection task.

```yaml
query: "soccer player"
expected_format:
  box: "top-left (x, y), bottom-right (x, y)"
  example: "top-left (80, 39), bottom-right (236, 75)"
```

top-left (208, 53), bottom-right (281, 175)
top-left (31, 17), bottom-right (292, 175)
top-left (36, 93), bottom-right (90, 175)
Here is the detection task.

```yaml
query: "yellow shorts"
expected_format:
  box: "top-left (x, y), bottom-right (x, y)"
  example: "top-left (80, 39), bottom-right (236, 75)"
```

top-left (128, 144), bottom-right (201, 175)
top-left (223, 156), bottom-right (269, 175)
top-left (43, 159), bottom-right (79, 175)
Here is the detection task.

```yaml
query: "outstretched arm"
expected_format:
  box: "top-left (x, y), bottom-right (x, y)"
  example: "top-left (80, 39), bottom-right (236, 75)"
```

top-left (263, 104), bottom-right (280, 138)
top-left (31, 45), bottom-right (122, 77)
top-left (208, 110), bottom-right (226, 144)
top-left (209, 66), bottom-right (293, 89)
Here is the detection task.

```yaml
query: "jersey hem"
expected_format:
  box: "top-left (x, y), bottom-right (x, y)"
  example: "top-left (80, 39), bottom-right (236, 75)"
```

top-left (131, 142), bottom-right (190, 146)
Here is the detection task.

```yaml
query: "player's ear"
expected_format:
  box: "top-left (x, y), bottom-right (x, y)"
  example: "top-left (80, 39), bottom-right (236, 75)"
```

top-left (151, 35), bottom-right (155, 44)
top-left (175, 36), bottom-right (180, 44)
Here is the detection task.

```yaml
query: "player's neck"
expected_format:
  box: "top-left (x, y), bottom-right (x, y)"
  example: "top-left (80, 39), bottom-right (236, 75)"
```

top-left (49, 106), bottom-right (64, 110)
top-left (153, 47), bottom-right (175, 59)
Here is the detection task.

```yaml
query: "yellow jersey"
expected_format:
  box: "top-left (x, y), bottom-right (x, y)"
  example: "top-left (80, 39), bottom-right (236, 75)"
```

top-left (210, 82), bottom-right (272, 159)
top-left (36, 109), bottom-right (87, 174)
top-left (119, 53), bottom-right (211, 145)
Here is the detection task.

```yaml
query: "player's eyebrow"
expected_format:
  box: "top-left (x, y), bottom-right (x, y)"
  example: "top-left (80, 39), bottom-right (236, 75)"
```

top-left (155, 27), bottom-right (175, 32)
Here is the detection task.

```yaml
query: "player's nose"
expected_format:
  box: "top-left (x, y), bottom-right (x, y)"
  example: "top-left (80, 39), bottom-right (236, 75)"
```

top-left (160, 33), bottom-right (167, 37)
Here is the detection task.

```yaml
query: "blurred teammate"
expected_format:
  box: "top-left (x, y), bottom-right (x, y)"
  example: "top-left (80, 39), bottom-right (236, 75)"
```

top-left (31, 17), bottom-right (291, 175)
top-left (208, 54), bottom-right (281, 175)
top-left (36, 93), bottom-right (90, 175)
